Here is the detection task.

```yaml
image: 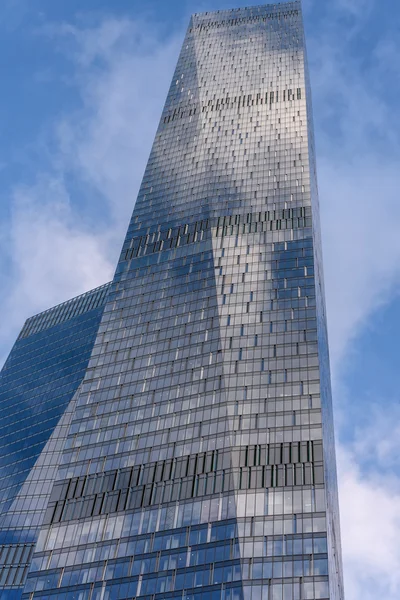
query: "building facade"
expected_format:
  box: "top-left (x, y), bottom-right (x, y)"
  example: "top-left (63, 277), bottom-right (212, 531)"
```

top-left (0, 2), bottom-right (344, 599)
top-left (0, 283), bottom-right (111, 597)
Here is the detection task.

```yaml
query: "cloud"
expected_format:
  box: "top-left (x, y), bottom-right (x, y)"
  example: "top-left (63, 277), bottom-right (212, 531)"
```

top-left (335, 0), bottom-right (373, 17)
top-left (0, 16), bottom-right (183, 365)
top-left (304, 1), bottom-right (400, 598)
top-left (332, 381), bottom-right (400, 599)
top-left (338, 439), bottom-right (400, 600)
top-left (48, 17), bottom-right (183, 229)
top-left (351, 405), bottom-right (400, 473)
top-left (305, 0), bottom-right (400, 370)
top-left (319, 157), bottom-right (400, 368)
top-left (0, 176), bottom-right (114, 364)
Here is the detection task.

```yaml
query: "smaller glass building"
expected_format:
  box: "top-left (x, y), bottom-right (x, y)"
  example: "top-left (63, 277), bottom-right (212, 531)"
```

top-left (0, 283), bottom-right (111, 597)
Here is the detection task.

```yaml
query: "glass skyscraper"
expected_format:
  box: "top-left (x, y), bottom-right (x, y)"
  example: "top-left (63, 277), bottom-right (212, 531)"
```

top-left (0, 2), bottom-right (344, 599)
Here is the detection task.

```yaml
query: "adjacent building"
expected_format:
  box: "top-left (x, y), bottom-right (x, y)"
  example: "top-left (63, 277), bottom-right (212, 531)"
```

top-left (0, 284), bottom-right (111, 597)
top-left (0, 3), bottom-right (344, 599)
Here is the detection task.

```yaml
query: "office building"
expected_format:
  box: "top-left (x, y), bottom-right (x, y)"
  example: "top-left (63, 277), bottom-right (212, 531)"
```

top-left (0, 3), bottom-right (344, 599)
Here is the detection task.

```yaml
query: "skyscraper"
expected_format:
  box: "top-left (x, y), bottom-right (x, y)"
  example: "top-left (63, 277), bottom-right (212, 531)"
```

top-left (0, 2), bottom-right (344, 599)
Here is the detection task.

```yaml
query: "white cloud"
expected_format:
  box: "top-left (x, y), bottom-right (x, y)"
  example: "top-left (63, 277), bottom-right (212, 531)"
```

top-left (351, 405), bottom-right (400, 471)
top-left (320, 157), bottom-right (400, 368)
top-left (335, 0), bottom-right (373, 17)
top-left (51, 17), bottom-right (183, 229)
top-left (338, 440), bottom-right (400, 600)
top-left (305, 0), bottom-right (400, 369)
top-left (304, 1), bottom-right (400, 598)
top-left (0, 177), bottom-right (114, 364)
top-left (0, 17), bottom-right (183, 365)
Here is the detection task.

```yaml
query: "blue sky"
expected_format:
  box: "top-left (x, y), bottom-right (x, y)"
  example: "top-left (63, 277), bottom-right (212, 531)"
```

top-left (1, 0), bottom-right (400, 597)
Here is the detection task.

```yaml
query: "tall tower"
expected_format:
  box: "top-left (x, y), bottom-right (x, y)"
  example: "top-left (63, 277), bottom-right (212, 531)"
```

top-left (0, 3), bottom-right (344, 599)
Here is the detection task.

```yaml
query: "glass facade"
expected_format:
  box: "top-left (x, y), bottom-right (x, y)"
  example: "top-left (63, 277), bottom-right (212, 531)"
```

top-left (0, 283), bottom-right (111, 598)
top-left (0, 3), bottom-right (344, 599)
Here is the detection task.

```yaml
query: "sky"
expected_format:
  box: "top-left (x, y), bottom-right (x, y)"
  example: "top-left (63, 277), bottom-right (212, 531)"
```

top-left (0, 0), bottom-right (399, 597)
